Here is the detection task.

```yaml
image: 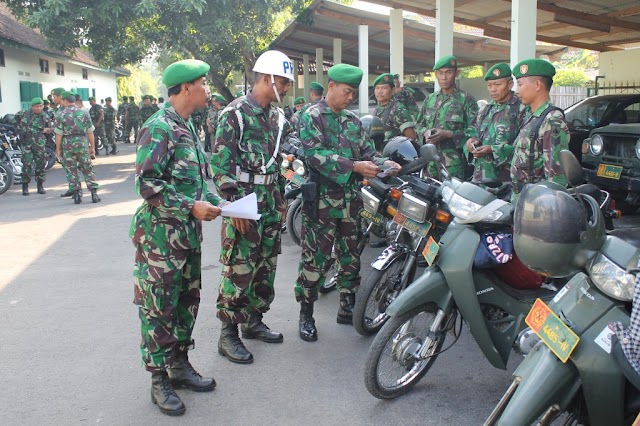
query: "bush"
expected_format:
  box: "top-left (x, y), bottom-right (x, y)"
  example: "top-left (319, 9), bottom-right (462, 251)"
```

top-left (553, 69), bottom-right (591, 87)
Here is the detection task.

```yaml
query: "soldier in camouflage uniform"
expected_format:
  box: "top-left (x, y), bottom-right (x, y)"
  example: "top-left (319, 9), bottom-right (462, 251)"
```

top-left (118, 96), bottom-right (129, 142)
top-left (211, 50), bottom-right (294, 364)
top-left (88, 97), bottom-right (108, 156)
top-left (204, 95), bottom-right (226, 152)
top-left (510, 59), bottom-right (569, 202)
top-left (190, 106), bottom-right (206, 139)
top-left (131, 60), bottom-right (223, 416)
top-left (289, 96), bottom-right (306, 133)
top-left (103, 97), bottom-right (118, 155)
top-left (416, 55), bottom-right (479, 179)
top-left (373, 73), bottom-right (417, 147)
top-left (125, 96), bottom-right (141, 143)
top-left (54, 91), bottom-right (101, 204)
top-left (393, 74), bottom-right (420, 119)
top-left (294, 64), bottom-right (401, 342)
top-left (293, 81), bottom-right (324, 133)
top-left (19, 97), bottom-right (52, 195)
top-left (139, 95), bottom-right (156, 127)
top-left (50, 88), bottom-right (76, 197)
top-left (464, 63), bottom-right (526, 184)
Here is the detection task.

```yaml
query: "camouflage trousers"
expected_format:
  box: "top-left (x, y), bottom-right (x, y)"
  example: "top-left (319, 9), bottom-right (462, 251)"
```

top-left (125, 120), bottom-right (140, 143)
top-left (62, 140), bottom-right (99, 191)
top-left (134, 244), bottom-right (201, 372)
top-left (294, 206), bottom-right (363, 304)
top-left (428, 146), bottom-right (465, 180)
top-left (104, 125), bottom-right (117, 149)
top-left (217, 216), bottom-right (281, 324)
top-left (93, 124), bottom-right (106, 150)
top-left (21, 138), bottom-right (46, 184)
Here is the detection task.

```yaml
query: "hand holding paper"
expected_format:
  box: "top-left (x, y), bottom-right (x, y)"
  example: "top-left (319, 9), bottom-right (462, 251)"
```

top-left (221, 193), bottom-right (262, 220)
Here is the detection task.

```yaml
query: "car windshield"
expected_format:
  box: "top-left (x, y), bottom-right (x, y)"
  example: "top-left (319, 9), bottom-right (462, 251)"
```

top-left (565, 96), bottom-right (640, 130)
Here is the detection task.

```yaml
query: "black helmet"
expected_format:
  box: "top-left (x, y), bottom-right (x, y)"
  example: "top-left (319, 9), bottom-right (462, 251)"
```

top-left (361, 115), bottom-right (385, 150)
top-left (382, 136), bottom-right (418, 166)
top-left (514, 182), bottom-right (606, 277)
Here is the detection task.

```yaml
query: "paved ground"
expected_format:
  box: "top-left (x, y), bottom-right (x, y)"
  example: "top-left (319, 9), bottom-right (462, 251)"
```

top-left (1, 145), bottom-right (637, 425)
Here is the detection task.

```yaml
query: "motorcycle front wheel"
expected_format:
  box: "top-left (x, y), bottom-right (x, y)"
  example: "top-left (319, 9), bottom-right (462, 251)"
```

top-left (0, 161), bottom-right (14, 194)
top-left (45, 146), bottom-right (56, 170)
top-left (364, 303), bottom-right (445, 399)
top-left (353, 252), bottom-right (416, 336)
top-left (286, 197), bottom-right (303, 246)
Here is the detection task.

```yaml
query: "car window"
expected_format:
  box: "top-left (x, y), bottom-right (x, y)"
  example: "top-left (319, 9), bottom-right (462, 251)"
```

top-left (565, 98), bottom-right (612, 128)
top-left (623, 102), bottom-right (640, 123)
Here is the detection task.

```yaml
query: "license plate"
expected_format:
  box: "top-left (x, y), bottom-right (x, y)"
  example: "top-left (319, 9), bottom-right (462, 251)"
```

top-left (422, 236), bottom-right (439, 266)
top-left (281, 169), bottom-right (306, 186)
top-left (525, 298), bottom-right (580, 363)
top-left (597, 164), bottom-right (623, 180)
top-left (360, 209), bottom-right (383, 225)
top-left (393, 212), bottom-right (432, 238)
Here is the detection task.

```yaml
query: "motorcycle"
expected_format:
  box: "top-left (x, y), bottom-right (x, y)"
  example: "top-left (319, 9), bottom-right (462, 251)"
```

top-left (0, 124), bottom-right (23, 185)
top-left (484, 151), bottom-right (640, 426)
top-left (363, 143), bottom-right (557, 400)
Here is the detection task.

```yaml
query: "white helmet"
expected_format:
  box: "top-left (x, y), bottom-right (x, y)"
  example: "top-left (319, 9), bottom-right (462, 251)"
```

top-left (253, 50), bottom-right (295, 81)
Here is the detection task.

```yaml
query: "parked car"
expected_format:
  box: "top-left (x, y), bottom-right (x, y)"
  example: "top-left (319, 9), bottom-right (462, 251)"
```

top-left (564, 93), bottom-right (640, 161)
top-left (582, 123), bottom-right (640, 213)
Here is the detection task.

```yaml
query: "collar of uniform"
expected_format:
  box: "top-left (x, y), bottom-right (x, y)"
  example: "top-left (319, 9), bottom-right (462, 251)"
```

top-left (436, 86), bottom-right (461, 99)
top-left (531, 99), bottom-right (553, 117)
top-left (317, 98), bottom-right (344, 117)
top-left (164, 106), bottom-right (190, 127)
top-left (246, 93), bottom-right (270, 115)
top-left (491, 91), bottom-right (517, 107)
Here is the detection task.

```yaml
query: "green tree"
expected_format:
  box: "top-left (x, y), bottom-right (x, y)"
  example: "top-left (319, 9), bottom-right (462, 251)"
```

top-left (553, 69), bottom-right (591, 87)
top-left (116, 65), bottom-right (161, 100)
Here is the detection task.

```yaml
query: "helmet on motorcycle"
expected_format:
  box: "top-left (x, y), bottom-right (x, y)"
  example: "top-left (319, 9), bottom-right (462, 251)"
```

top-left (513, 181), bottom-right (606, 277)
top-left (382, 136), bottom-right (419, 166)
top-left (361, 115), bottom-right (385, 150)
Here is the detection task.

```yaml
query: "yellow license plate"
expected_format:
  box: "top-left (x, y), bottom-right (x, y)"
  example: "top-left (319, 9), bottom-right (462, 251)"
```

top-left (360, 209), bottom-right (382, 225)
top-left (597, 164), bottom-right (623, 180)
top-left (393, 212), bottom-right (432, 238)
top-left (525, 299), bottom-right (580, 363)
top-left (281, 169), bottom-right (306, 186)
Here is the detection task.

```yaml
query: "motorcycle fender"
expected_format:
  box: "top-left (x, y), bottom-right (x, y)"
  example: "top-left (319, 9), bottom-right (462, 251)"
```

top-left (370, 245), bottom-right (406, 271)
top-left (385, 267), bottom-right (453, 317)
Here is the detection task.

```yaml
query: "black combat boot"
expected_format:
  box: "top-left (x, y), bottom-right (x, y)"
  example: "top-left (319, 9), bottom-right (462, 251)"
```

top-left (22, 183), bottom-right (29, 196)
top-left (337, 293), bottom-right (356, 325)
top-left (37, 182), bottom-right (46, 194)
top-left (90, 189), bottom-right (101, 203)
top-left (299, 302), bottom-right (318, 342)
top-left (218, 323), bottom-right (253, 364)
top-left (73, 190), bottom-right (82, 204)
top-left (60, 189), bottom-right (74, 197)
top-left (168, 349), bottom-right (216, 392)
top-left (241, 313), bottom-right (283, 343)
top-left (150, 371), bottom-right (186, 416)
top-left (110, 145), bottom-right (118, 155)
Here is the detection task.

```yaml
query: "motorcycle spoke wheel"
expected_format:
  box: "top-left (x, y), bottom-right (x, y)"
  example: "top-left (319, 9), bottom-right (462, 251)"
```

top-left (0, 162), bottom-right (14, 195)
top-left (364, 303), bottom-right (445, 399)
top-left (286, 197), bottom-right (303, 246)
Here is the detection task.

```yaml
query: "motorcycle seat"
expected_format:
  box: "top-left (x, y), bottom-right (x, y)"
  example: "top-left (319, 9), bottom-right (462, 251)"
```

top-left (608, 227), bottom-right (640, 248)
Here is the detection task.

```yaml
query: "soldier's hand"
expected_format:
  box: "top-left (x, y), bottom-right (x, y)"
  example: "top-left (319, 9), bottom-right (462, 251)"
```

top-left (465, 138), bottom-right (479, 153)
top-left (382, 160), bottom-right (402, 176)
top-left (472, 145), bottom-right (493, 158)
top-left (354, 161), bottom-right (380, 178)
top-left (191, 201), bottom-right (221, 221)
top-left (231, 217), bottom-right (250, 234)
top-left (427, 129), bottom-right (452, 144)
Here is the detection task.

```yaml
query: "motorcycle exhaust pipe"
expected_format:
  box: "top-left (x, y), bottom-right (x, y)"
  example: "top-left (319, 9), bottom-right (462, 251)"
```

top-left (483, 377), bottom-right (521, 426)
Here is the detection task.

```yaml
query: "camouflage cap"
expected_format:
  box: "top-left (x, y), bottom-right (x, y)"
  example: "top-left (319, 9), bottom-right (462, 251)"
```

top-left (309, 81), bottom-right (324, 91)
top-left (373, 73), bottom-right (395, 88)
top-left (327, 63), bottom-right (363, 87)
top-left (51, 87), bottom-right (65, 96)
top-left (484, 63), bottom-right (512, 81)
top-left (294, 96), bottom-right (306, 105)
top-left (162, 59), bottom-right (210, 88)
top-left (31, 97), bottom-right (43, 106)
top-left (433, 55), bottom-right (457, 71)
top-left (512, 59), bottom-right (556, 79)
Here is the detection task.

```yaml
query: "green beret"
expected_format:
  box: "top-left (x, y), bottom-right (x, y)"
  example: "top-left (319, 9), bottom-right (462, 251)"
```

top-left (373, 73), bottom-right (395, 88)
top-left (162, 59), bottom-right (210, 88)
top-left (433, 55), bottom-right (457, 71)
top-left (31, 97), bottom-right (43, 106)
top-left (43, 99), bottom-right (50, 105)
top-left (393, 74), bottom-right (400, 80)
top-left (327, 64), bottom-right (363, 87)
top-left (51, 87), bottom-right (65, 96)
top-left (105, 97), bottom-right (112, 101)
top-left (122, 96), bottom-right (128, 102)
top-left (88, 96), bottom-right (95, 101)
top-left (484, 63), bottom-right (512, 81)
top-left (142, 95), bottom-right (152, 100)
top-left (214, 95), bottom-right (226, 103)
top-left (309, 81), bottom-right (324, 91)
top-left (294, 96), bottom-right (306, 105)
top-left (61, 91), bottom-right (75, 100)
top-left (512, 59), bottom-right (556, 79)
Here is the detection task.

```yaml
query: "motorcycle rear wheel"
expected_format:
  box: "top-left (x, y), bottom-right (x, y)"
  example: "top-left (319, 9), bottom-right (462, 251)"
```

top-left (287, 197), bottom-right (303, 246)
top-left (364, 303), bottom-right (445, 399)
top-left (45, 146), bottom-right (56, 170)
top-left (0, 162), bottom-right (14, 194)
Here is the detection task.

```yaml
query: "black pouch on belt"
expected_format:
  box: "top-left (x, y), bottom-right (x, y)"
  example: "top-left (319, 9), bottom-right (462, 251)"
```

top-left (301, 182), bottom-right (318, 220)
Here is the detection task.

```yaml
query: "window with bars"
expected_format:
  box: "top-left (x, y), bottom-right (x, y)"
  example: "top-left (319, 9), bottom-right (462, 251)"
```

top-left (56, 62), bottom-right (64, 76)
top-left (39, 58), bottom-right (49, 73)
top-left (82, 68), bottom-right (88, 79)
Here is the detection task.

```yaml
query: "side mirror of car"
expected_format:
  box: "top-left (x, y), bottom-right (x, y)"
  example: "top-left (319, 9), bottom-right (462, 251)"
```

top-left (559, 149), bottom-right (584, 187)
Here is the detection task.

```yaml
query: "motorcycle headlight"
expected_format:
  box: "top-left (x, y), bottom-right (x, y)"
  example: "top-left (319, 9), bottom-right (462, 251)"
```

top-left (588, 253), bottom-right (636, 302)
top-left (441, 186), bottom-right (503, 222)
top-left (280, 153), bottom-right (290, 169)
top-left (636, 138), bottom-right (640, 160)
top-left (398, 193), bottom-right (428, 223)
top-left (590, 134), bottom-right (604, 155)
top-left (361, 187), bottom-right (381, 214)
top-left (292, 159), bottom-right (306, 176)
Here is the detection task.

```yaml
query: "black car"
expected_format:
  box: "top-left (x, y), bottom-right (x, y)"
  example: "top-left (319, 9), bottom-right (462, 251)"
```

top-left (565, 94), bottom-right (640, 161)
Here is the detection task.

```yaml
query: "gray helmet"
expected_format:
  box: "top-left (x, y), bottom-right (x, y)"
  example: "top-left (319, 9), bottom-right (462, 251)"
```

top-left (514, 182), bottom-right (606, 278)
top-left (382, 136), bottom-right (418, 165)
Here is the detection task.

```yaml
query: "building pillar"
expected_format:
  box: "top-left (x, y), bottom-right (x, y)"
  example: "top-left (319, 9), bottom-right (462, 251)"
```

top-left (303, 54), bottom-right (310, 100)
top-left (315, 47), bottom-right (324, 88)
top-left (333, 38), bottom-right (342, 65)
top-left (510, 0), bottom-right (537, 67)
top-left (435, 0), bottom-right (454, 91)
top-left (389, 9), bottom-right (404, 84)
top-left (359, 25), bottom-right (369, 116)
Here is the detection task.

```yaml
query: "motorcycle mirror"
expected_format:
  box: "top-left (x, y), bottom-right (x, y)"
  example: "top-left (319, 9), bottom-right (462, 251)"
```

top-left (558, 149), bottom-right (584, 187)
top-left (420, 143), bottom-right (440, 162)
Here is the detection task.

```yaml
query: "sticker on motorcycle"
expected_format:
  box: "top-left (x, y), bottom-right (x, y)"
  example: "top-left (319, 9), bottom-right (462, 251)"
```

top-left (281, 169), bottom-right (306, 186)
top-left (422, 236), bottom-right (439, 266)
top-left (594, 324), bottom-right (616, 354)
top-left (525, 298), bottom-right (580, 363)
top-left (552, 283), bottom-right (571, 304)
top-left (393, 212), bottom-right (432, 238)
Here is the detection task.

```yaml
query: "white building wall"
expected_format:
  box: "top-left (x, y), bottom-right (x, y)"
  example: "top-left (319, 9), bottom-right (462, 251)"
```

top-left (599, 49), bottom-right (640, 84)
top-left (0, 44), bottom-right (120, 116)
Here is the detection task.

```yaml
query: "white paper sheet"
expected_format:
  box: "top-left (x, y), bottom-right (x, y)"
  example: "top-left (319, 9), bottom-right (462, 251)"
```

top-left (220, 192), bottom-right (262, 220)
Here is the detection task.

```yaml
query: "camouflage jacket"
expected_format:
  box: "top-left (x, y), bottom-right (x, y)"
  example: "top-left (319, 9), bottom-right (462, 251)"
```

top-left (103, 105), bottom-right (117, 127)
top-left (130, 106), bottom-right (223, 250)
top-left (510, 100), bottom-right (569, 192)
top-left (393, 88), bottom-right (420, 118)
top-left (211, 94), bottom-right (287, 221)
top-left (89, 104), bottom-right (105, 129)
top-left (300, 99), bottom-right (385, 219)
top-left (19, 110), bottom-right (51, 145)
top-left (416, 87), bottom-right (478, 147)
top-left (139, 106), bottom-right (156, 126)
top-left (127, 103), bottom-right (140, 123)
top-left (294, 99), bottom-right (321, 133)
top-left (117, 103), bottom-right (128, 121)
top-left (191, 107), bottom-right (206, 129)
top-left (53, 105), bottom-right (94, 146)
top-left (206, 106), bottom-right (219, 133)
top-left (464, 92), bottom-right (526, 182)
top-left (374, 99), bottom-right (416, 143)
